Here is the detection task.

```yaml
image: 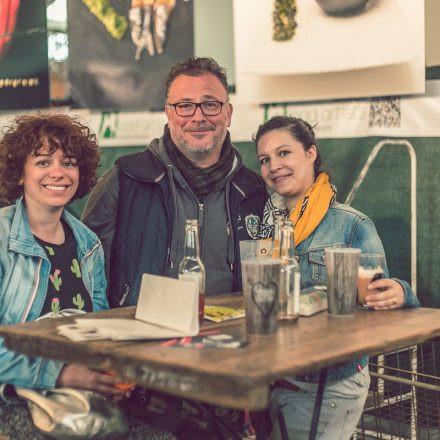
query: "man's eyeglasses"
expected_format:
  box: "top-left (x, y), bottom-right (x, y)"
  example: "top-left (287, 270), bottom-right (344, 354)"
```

top-left (167, 101), bottom-right (226, 117)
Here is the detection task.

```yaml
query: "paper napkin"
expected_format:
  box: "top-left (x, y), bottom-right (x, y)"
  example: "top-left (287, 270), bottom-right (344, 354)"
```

top-left (58, 274), bottom-right (199, 341)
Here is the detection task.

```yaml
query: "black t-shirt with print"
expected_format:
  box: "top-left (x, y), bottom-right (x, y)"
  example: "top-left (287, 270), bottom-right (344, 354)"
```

top-left (35, 221), bottom-right (92, 317)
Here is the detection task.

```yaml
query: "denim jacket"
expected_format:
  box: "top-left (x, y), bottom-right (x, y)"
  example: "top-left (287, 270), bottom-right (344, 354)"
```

top-left (264, 197), bottom-right (420, 381)
top-left (0, 198), bottom-right (108, 393)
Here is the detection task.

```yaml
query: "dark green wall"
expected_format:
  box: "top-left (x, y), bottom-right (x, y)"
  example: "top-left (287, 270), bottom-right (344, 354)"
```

top-left (237, 137), bottom-right (439, 308)
top-left (71, 137), bottom-right (440, 307)
top-left (70, 146), bottom-right (145, 217)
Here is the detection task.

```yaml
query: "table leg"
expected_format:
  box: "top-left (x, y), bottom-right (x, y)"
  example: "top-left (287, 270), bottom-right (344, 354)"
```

top-left (308, 367), bottom-right (328, 440)
top-left (252, 409), bottom-right (272, 440)
top-left (254, 410), bottom-right (289, 440)
top-left (277, 410), bottom-right (290, 440)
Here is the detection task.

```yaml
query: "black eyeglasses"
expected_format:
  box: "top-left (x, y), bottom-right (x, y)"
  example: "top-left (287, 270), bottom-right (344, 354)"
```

top-left (167, 101), bottom-right (226, 117)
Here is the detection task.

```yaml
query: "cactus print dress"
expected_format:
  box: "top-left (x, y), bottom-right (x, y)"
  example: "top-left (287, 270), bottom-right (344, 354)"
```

top-left (34, 220), bottom-right (92, 317)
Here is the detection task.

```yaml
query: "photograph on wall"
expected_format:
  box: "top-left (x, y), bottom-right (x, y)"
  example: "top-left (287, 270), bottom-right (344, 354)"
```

top-left (233, 0), bottom-right (424, 103)
top-left (67, 0), bottom-right (194, 110)
top-left (0, 0), bottom-right (49, 110)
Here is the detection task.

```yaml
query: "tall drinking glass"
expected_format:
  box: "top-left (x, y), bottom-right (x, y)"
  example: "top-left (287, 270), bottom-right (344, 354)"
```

top-left (239, 240), bottom-right (280, 336)
top-left (357, 253), bottom-right (386, 306)
top-left (325, 248), bottom-right (360, 317)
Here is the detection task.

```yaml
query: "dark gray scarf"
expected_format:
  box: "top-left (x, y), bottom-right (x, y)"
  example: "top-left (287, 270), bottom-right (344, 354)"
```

top-left (163, 126), bottom-right (235, 197)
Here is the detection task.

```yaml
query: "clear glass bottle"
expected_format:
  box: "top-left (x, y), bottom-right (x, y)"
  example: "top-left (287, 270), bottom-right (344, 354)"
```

top-left (271, 214), bottom-right (284, 258)
top-left (279, 220), bottom-right (300, 322)
top-left (178, 219), bottom-right (205, 324)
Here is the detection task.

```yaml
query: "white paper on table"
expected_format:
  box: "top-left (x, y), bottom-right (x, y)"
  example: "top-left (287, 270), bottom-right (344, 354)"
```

top-left (57, 274), bottom-right (199, 341)
top-left (135, 273), bottom-right (198, 333)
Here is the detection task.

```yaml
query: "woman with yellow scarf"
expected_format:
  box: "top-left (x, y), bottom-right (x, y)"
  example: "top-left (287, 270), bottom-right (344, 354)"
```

top-left (255, 116), bottom-right (419, 440)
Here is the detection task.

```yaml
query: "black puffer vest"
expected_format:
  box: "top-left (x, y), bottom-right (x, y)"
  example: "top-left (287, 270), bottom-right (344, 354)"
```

top-left (109, 146), bottom-right (267, 307)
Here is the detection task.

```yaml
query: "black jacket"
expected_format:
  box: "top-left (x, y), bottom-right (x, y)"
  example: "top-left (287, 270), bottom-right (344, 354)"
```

top-left (83, 144), bottom-right (268, 307)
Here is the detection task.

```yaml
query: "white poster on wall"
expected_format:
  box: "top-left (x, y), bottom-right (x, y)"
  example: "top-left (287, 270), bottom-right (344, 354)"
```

top-left (228, 94), bottom-right (440, 142)
top-left (233, 0), bottom-right (425, 103)
top-left (2, 93), bottom-right (440, 145)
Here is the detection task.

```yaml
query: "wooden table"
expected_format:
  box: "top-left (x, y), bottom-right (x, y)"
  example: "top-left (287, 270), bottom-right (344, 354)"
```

top-left (1, 294), bottom-right (440, 411)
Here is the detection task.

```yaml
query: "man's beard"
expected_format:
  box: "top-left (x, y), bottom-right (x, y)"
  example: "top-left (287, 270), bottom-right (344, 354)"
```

top-left (176, 132), bottom-right (224, 162)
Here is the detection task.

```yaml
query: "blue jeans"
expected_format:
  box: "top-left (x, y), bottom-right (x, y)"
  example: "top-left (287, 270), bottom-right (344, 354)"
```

top-left (269, 366), bottom-right (370, 440)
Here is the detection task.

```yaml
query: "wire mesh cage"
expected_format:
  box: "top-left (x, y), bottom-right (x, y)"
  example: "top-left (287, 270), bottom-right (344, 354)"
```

top-left (355, 338), bottom-right (440, 440)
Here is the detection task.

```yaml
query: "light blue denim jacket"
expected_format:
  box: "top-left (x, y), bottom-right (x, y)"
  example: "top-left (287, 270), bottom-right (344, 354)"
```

top-left (0, 198), bottom-right (108, 392)
top-left (262, 196), bottom-right (420, 381)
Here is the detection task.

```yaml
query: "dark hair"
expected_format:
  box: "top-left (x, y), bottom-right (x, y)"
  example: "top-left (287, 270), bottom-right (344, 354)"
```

top-left (165, 57), bottom-right (229, 98)
top-left (253, 115), bottom-right (322, 176)
top-left (0, 113), bottom-right (100, 204)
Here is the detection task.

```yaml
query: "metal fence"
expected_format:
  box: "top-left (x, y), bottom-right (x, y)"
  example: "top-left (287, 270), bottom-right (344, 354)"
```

top-left (355, 339), bottom-right (440, 439)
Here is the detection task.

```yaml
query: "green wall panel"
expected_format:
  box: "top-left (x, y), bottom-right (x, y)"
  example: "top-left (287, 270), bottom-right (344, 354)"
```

top-left (314, 136), bottom-right (440, 308)
top-left (235, 137), bottom-right (438, 307)
top-left (69, 146), bottom-right (145, 218)
top-left (71, 137), bottom-right (440, 307)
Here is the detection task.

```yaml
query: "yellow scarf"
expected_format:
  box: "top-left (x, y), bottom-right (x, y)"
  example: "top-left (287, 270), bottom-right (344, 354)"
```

top-left (288, 172), bottom-right (336, 246)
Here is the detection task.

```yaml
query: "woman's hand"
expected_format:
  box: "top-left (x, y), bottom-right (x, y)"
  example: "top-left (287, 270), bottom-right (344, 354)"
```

top-left (56, 364), bottom-right (131, 399)
top-left (365, 278), bottom-right (405, 310)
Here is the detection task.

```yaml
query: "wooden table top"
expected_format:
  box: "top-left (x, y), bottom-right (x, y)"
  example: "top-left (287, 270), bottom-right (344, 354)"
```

top-left (1, 294), bottom-right (440, 410)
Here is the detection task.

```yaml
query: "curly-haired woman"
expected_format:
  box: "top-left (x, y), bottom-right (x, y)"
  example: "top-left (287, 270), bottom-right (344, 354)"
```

top-left (0, 113), bottom-right (128, 404)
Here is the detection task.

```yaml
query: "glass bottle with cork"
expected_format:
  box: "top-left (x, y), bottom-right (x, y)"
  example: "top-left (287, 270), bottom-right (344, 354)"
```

top-left (178, 219), bottom-right (205, 324)
top-left (279, 220), bottom-right (300, 322)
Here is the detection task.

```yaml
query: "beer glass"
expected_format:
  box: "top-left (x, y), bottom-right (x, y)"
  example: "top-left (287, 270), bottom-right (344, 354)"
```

top-left (357, 253), bottom-right (386, 306)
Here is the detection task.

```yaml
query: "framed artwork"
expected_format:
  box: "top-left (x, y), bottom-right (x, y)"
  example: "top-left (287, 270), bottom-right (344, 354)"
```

top-left (67, 0), bottom-right (194, 109)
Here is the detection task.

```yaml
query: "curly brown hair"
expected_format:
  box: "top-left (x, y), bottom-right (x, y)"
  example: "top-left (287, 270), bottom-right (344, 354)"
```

top-left (0, 113), bottom-right (100, 204)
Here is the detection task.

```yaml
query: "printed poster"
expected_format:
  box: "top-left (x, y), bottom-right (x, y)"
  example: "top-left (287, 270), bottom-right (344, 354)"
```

top-left (67, 0), bottom-right (194, 109)
top-left (233, 0), bottom-right (424, 103)
top-left (0, 0), bottom-right (49, 110)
